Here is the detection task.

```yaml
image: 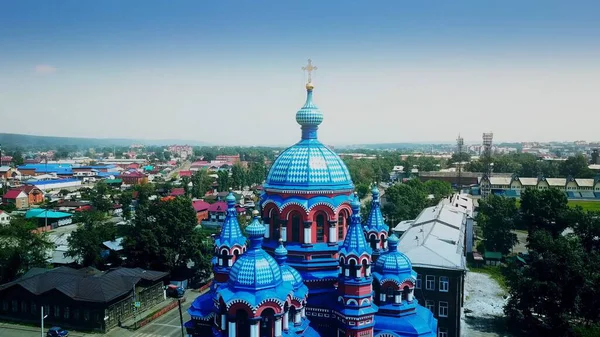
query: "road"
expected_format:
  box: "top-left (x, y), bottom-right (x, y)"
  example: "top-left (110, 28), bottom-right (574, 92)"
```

top-left (167, 161), bottom-right (191, 180)
top-left (0, 299), bottom-right (192, 337)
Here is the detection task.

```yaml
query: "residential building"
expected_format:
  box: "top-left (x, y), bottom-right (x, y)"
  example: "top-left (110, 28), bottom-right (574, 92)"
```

top-left (192, 200), bottom-right (210, 223)
top-left (2, 189), bottom-right (29, 209)
top-left (25, 209), bottom-right (73, 229)
top-left (18, 185), bottom-right (45, 205)
top-left (167, 145), bottom-right (193, 159)
top-left (479, 174), bottom-right (600, 199)
top-left (0, 166), bottom-right (16, 179)
top-left (0, 267), bottom-right (168, 332)
top-left (215, 154), bottom-right (240, 163)
top-left (118, 171), bottom-right (148, 185)
top-left (206, 201), bottom-right (227, 224)
top-left (398, 202), bottom-right (468, 337)
top-left (0, 210), bottom-right (10, 225)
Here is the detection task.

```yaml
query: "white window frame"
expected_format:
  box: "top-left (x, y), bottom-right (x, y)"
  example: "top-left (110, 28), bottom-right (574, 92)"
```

top-left (438, 327), bottom-right (449, 337)
top-left (425, 300), bottom-right (434, 312)
top-left (426, 275), bottom-right (435, 290)
top-left (416, 274), bottom-right (422, 289)
top-left (439, 276), bottom-right (449, 292)
top-left (438, 301), bottom-right (448, 317)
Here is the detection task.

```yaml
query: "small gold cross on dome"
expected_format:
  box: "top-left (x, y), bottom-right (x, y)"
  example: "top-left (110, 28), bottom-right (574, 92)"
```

top-left (302, 59), bottom-right (318, 83)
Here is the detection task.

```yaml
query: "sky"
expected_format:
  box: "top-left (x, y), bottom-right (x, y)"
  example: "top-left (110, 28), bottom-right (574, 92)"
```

top-left (1, 0), bottom-right (599, 146)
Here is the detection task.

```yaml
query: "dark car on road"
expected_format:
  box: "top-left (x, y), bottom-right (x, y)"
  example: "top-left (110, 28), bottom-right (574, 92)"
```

top-left (47, 327), bottom-right (69, 337)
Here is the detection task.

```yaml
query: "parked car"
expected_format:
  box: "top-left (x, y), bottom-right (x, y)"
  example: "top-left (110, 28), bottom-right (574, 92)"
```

top-left (166, 284), bottom-right (185, 298)
top-left (47, 327), bottom-right (69, 337)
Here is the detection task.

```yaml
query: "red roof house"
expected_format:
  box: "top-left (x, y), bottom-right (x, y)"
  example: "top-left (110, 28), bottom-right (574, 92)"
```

top-left (179, 170), bottom-right (192, 178)
top-left (170, 188), bottom-right (185, 196)
top-left (192, 200), bottom-right (211, 223)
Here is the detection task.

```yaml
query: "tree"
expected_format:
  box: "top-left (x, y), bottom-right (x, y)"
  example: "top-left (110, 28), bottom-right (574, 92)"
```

top-left (382, 181), bottom-right (429, 223)
top-left (450, 152), bottom-right (471, 164)
top-left (476, 195), bottom-right (518, 254)
top-left (217, 171), bottom-right (231, 191)
top-left (0, 217), bottom-right (53, 283)
top-left (122, 197), bottom-right (211, 276)
top-left (90, 180), bottom-right (113, 213)
top-left (66, 211), bottom-right (116, 268)
top-left (519, 188), bottom-right (570, 238)
top-left (181, 176), bottom-right (191, 196)
top-left (119, 191), bottom-right (133, 220)
top-left (355, 183), bottom-right (370, 199)
top-left (231, 163), bottom-right (247, 190)
top-left (423, 180), bottom-right (452, 203)
top-left (133, 183), bottom-right (155, 207)
top-left (560, 154), bottom-right (594, 178)
top-left (191, 170), bottom-right (212, 198)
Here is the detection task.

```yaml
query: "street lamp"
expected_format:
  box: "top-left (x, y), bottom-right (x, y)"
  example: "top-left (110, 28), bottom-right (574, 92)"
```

top-left (41, 306), bottom-right (48, 337)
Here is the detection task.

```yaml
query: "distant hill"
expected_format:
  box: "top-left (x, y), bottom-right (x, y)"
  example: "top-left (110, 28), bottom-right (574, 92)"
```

top-left (0, 133), bottom-right (209, 148)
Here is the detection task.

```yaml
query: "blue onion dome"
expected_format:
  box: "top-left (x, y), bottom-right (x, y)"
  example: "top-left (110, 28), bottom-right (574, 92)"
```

top-left (264, 84), bottom-right (354, 193)
top-left (295, 86), bottom-right (323, 128)
top-left (374, 234), bottom-right (412, 274)
top-left (339, 193), bottom-right (372, 257)
top-left (228, 212), bottom-right (283, 290)
top-left (365, 183), bottom-right (389, 232)
top-left (215, 189), bottom-right (246, 248)
top-left (275, 239), bottom-right (305, 291)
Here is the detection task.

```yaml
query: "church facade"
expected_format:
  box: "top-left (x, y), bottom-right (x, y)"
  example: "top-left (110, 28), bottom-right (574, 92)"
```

top-left (185, 61), bottom-right (438, 337)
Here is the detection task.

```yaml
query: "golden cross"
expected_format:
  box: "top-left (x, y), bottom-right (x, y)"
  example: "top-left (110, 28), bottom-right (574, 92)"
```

top-left (302, 59), bottom-right (318, 83)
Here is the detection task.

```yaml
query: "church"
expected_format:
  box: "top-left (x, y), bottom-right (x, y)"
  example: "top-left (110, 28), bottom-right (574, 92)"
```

top-left (185, 60), bottom-right (438, 337)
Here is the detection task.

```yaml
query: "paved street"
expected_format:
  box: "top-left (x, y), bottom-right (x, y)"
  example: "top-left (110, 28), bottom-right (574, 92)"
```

top-left (0, 298), bottom-right (192, 337)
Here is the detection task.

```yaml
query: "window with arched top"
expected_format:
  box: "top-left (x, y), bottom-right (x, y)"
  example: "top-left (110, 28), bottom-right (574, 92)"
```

top-left (370, 235), bottom-right (377, 250)
top-left (338, 214), bottom-right (345, 240)
top-left (386, 287), bottom-right (395, 301)
top-left (316, 214), bottom-right (325, 242)
top-left (291, 213), bottom-right (301, 242)
top-left (270, 210), bottom-right (279, 240)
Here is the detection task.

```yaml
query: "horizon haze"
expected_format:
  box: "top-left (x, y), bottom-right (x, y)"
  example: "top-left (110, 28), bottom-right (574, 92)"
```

top-left (1, 1), bottom-right (599, 146)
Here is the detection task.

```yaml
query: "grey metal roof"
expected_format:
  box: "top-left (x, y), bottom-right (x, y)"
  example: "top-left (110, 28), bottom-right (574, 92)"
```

top-left (0, 267), bottom-right (168, 303)
top-left (397, 204), bottom-right (467, 271)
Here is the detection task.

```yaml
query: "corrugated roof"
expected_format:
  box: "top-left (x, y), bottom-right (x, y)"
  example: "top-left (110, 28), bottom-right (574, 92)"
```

top-left (0, 267), bottom-right (168, 303)
top-left (575, 179), bottom-right (594, 187)
top-left (3, 189), bottom-right (25, 199)
top-left (546, 178), bottom-right (566, 186)
top-left (398, 204), bottom-right (467, 271)
top-left (519, 177), bottom-right (538, 186)
top-left (489, 177), bottom-right (512, 185)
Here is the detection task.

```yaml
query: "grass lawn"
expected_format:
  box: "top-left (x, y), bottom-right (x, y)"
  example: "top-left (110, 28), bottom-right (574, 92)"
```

top-left (514, 199), bottom-right (600, 212)
top-left (567, 199), bottom-right (600, 212)
top-left (468, 263), bottom-right (508, 291)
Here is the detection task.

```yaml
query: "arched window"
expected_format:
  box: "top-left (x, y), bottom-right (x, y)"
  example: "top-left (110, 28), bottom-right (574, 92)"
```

top-left (291, 213), bottom-right (301, 242)
top-left (349, 259), bottom-right (357, 278)
top-left (403, 286), bottom-right (410, 301)
top-left (316, 214), bottom-right (325, 242)
top-left (386, 287), bottom-right (395, 301)
top-left (236, 309), bottom-right (250, 337)
top-left (380, 234), bottom-right (386, 249)
top-left (260, 308), bottom-right (276, 337)
top-left (270, 210), bottom-right (279, 240)
top-left (370, 235), bottom-right (377, 250)
top-left (338, 214), bottom-right (345, 240)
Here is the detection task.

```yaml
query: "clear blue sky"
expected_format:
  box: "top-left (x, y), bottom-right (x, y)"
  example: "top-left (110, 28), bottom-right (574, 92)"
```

top-left (1, 1), bottom-right (599, 145)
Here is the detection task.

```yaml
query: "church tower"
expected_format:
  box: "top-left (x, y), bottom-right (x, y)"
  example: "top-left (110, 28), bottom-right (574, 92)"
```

top-left (212, 190), bottom-right (247, 285)
top-left (335, 193), bottom-right (377, 337)
top-left (364, 185), bottom-right (389, 263)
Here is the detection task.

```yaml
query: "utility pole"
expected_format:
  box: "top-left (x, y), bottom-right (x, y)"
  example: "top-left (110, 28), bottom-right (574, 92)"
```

top-left (456, 135), bottom-right (464, 193)
top-left (41, 305), bottom-right (48, 337)
top-left (132, 284), bottom-right (137, 329)
top-left (178, 298), bottom-right (185, 337)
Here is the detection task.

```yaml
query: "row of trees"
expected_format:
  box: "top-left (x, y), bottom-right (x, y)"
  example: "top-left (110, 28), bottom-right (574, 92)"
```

top-left (466, 153), bottom-right (595, 178)
top-left (476, 189), bottom-right (600, 335)
top-left (344, 154), bottom-right (444, 187)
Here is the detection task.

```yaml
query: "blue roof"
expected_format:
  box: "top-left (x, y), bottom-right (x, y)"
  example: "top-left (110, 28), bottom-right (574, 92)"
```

top-left (365, 185), bottom-right (389, 233)
top-left (264, 86), bottom-right (353, 192)
top-left (214, 191), bottom-right (247, 249)
top-left (274, 240), bottom-right (308, 299)
top-left (26, 179), bottom-right (79, 186)
top-left (228, 216), bottom-right (283, 291)
top-left (18, 164), bottom-right (73, 174)
top-left (373, 235), bottom-right (415, 283)
top-left (374, 304), bottom-right (437, 337)
top-left (339, 194), bottom-right (371, 257)
top-left (25, 209), bottom-right (72, 219)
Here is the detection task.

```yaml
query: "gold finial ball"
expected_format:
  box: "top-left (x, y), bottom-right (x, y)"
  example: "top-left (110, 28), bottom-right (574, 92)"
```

top-left (306, 82), bottom-right (314, 90)
top-left (252, 210), bottom-right (260, 217)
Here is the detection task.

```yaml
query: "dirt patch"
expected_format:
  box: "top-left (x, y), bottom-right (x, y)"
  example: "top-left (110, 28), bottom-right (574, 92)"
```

top-left (462, 271), bottom-right (514, 337)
